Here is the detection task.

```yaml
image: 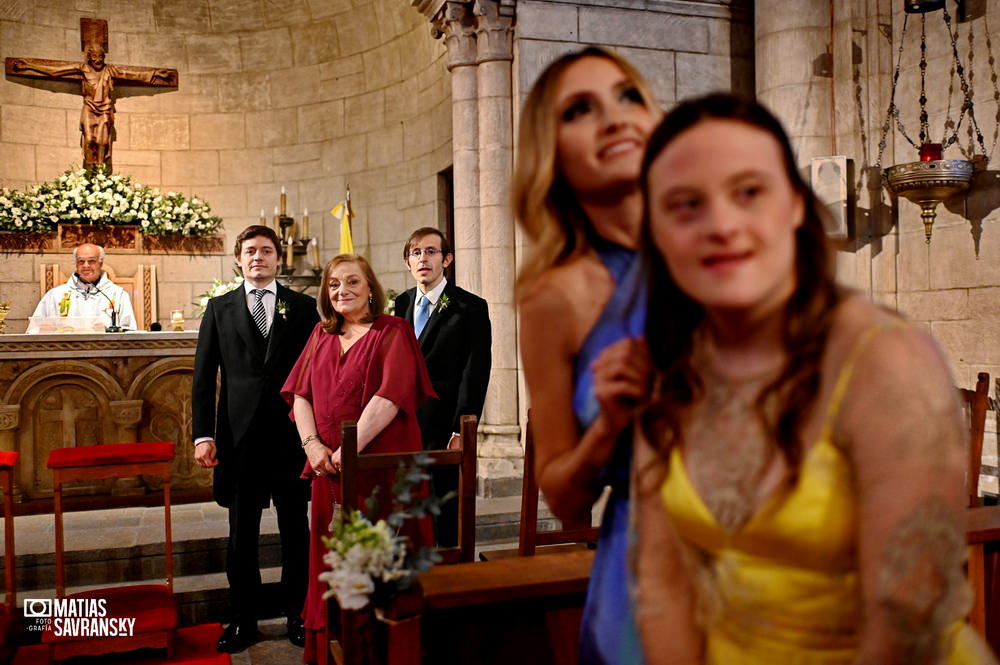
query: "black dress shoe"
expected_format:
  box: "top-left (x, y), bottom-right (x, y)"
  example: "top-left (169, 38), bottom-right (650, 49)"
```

top-left (217, 622), bottom-right (257, 653)
top-left (287, 616), bottom-right (306, 648)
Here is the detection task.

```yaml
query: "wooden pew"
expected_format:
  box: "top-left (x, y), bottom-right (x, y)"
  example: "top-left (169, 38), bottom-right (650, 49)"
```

top-left (967, 504), bottom-right (1000, 651)
top-left (381, 549), bottom-right (593, 665)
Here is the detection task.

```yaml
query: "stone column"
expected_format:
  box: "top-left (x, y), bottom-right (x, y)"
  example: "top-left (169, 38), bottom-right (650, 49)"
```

top-left (473, 0), bottom-right (521, 491)
top-left (755, 0), bottom-right (834, 168)
top-left (109, 399), bottom-right (147, 496)
top-left (439, 2), bottom-right (482, 295)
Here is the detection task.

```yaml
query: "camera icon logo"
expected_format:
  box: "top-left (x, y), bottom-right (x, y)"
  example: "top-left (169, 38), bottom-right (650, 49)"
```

top-left (24, 599), bottom-right (52, 618)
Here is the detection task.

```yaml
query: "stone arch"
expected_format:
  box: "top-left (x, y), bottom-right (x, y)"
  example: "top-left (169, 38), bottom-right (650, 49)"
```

top-left (4, 359), bottom-right (124, 406)
top-left (10, 363), bottom-right (125, 499)
top-left (127, 356), bottom-right (210, 490)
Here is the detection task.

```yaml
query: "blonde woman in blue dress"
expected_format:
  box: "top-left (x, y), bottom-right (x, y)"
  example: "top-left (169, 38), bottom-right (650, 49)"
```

top-left (515, 47), bottom-right (659, 664)
top-left (633, 94), bottom-right (996, 665)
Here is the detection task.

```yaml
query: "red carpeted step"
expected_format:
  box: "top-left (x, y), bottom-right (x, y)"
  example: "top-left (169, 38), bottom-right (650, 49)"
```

top-left (41, 585), bottom-right (178, 645)
top-left (14, 623), bottom-right (230, 665)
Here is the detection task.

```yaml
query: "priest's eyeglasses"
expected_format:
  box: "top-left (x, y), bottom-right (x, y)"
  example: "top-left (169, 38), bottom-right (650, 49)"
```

top-left (408, 248), bottom-right (441, 258)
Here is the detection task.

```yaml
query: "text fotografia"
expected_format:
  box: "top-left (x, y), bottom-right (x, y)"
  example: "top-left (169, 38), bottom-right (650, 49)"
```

top-left (24, 598), bottom-right (136, 637)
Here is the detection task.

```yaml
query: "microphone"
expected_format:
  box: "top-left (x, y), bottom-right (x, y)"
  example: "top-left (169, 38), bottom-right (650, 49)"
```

top-left (74, 272), bottom-right (123, 333)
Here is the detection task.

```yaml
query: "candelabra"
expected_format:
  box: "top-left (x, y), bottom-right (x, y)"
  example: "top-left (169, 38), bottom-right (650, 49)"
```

top-left (259, 187), bottom-right (323, 276)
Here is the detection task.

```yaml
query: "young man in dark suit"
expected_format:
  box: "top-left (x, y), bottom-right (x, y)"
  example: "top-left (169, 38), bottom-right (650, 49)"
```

top-left (394, 227), bottom-right (492, 546)
top-left (192, 225), bottom-right (319, 653)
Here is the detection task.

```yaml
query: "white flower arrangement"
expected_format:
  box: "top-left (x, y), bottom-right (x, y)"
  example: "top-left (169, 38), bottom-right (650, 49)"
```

top-left (319, 455), bottom-right (449, 611)
top-left (319, 508), bottom-right (412, 610)
top-left (0, 166), bottom-right (222, 236)
top-left (193, 275), bottom-right (245, 317)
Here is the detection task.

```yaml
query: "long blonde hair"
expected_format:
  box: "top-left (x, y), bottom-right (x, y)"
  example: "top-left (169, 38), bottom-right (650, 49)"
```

top-left (512, 46), bottom-right (658, 297)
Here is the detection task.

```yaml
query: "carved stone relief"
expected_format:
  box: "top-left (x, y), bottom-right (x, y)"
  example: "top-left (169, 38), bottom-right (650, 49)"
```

top-left (26, 380), bottom-right (112, 497)
top-left (0, 335), bottom-right (200, 500)
top-left (139, 370), bottom-right (211, 490)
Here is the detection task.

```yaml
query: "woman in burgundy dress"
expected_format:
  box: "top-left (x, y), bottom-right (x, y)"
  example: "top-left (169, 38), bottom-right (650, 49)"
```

top-left (281, 253), bottom-right (435, 664)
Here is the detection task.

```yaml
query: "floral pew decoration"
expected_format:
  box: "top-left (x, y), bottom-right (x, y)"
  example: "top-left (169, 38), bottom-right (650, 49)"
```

top-left (321, 453), bottom-right (452, 611)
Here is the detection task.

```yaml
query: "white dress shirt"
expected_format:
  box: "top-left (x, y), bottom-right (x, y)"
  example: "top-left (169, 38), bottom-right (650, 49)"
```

top-left (244, 279), bottom-right (277, 330)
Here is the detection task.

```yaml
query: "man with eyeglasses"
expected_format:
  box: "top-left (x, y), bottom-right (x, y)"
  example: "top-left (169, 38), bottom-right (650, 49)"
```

top-left (394, 227), bottom-right (492, 547)
top-left (29, 243), bottom-right (136, 332)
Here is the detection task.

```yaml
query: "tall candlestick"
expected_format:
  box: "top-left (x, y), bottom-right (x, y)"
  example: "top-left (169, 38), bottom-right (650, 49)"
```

top-left (311, 238), bottom-right (321, 268)
top-left (280, 186), bottom-right (287, 216)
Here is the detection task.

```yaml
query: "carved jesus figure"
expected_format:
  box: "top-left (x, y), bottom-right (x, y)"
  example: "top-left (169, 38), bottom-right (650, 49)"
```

top-left (9, 46), bottom-right (175, 172)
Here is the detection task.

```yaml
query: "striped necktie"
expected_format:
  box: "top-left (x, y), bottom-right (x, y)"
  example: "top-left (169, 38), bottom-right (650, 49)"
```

top-left (250, 288), bottom-right (268, 337)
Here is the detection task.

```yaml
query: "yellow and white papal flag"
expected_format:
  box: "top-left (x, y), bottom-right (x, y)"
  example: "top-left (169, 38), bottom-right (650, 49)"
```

top-left (330, 196), bottom-right (354, 254)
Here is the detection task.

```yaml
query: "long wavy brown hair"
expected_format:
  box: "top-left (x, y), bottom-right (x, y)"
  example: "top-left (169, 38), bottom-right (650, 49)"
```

top-left (512, 46), bottom-right (658, 298)
top-left (639, 94), bottom-right (843, 473)
top-left (319, 253), bottom-right (386, 335)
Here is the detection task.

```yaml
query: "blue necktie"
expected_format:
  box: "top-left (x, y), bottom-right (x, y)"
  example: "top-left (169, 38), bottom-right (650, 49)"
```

top-left (414, 295), bottom-right (430, 338)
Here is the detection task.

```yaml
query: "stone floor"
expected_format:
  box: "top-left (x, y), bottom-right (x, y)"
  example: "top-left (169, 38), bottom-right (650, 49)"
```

top-left (235, 618), bottom-right (305, 665)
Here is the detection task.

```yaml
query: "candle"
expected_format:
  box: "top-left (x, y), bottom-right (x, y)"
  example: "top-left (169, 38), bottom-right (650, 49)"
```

top-left (311, 238), bottom-right (321, 268)
top-left (302, 208), bottom-right (309, 239)
top-left (280, 186), bottom-right (287, 216)
top-left (259, 208), bottom-right (265, 224)
top-left (170, 309), bottom-right (184, 332)
top-left (919, 143), bottom-right (943, 162)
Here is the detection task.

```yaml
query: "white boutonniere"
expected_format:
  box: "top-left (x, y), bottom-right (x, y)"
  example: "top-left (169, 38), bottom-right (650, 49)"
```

top-left (276, 300), bottom-right (289, 319)
top-left (437, 293), bottom-right (451, 312)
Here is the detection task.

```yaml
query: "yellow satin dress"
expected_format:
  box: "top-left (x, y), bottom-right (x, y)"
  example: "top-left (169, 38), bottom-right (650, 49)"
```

top-left (659, 342), bottom-right (994, 664)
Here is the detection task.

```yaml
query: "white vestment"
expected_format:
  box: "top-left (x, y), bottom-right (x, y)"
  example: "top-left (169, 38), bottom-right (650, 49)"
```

top-left (29, 273), bottom-right (136, 332)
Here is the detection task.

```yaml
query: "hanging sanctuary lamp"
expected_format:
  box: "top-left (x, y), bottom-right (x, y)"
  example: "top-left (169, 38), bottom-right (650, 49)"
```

top-left (878, 0), bottom-right (988, 243)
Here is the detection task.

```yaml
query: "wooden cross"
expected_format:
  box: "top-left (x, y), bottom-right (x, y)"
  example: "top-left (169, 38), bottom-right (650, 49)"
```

top-left (4, 17), bottom-right (178, 173)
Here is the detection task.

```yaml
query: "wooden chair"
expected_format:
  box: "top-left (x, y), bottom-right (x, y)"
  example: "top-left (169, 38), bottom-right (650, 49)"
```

top-left (0, 451), bottom-right (17, 610)
top-left (960, 372), bottom-right (990, 509)
top-left (323, 416), bottom-right (478, 665)
top-left (960, 372), bottom-right (993, 638)
top-left (517, 410), bottom-right (598, 557)
top-left (378, 549), bottom-right (594, 665)
top-left (42, 441), bottom-right (177, 662)
top-left (967, 504), bottom-right (1000, 651)
top-left (0, 451), bottom-right (18, 664)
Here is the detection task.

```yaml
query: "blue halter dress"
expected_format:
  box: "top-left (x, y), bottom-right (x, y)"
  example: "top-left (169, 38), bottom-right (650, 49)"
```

top-left (574, 241), bottom-right (647, 665)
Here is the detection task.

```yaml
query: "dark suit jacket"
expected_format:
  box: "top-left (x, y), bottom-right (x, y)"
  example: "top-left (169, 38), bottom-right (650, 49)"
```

top-left (192, 283), bottom-right (320, 507)
top-left (394, 282), bottom-right (491, 450)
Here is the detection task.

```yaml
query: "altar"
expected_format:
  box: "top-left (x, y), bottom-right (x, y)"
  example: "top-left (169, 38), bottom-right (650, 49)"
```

top-left (0, 331), bottom-right (210, 502)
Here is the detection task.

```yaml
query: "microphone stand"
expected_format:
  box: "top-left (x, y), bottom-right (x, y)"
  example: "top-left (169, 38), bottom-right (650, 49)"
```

top-left (74, 272), bottom-right (123, 333)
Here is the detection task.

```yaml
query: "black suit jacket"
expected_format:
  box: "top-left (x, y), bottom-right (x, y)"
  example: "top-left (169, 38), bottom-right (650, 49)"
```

top-left (192, 283), bottom-right (320, 507)
top-left (394, 282), bottom-right (491, 450)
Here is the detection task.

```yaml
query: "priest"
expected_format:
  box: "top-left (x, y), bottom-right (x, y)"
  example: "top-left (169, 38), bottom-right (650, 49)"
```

top-left (29, 243), bottom-right (136, 332)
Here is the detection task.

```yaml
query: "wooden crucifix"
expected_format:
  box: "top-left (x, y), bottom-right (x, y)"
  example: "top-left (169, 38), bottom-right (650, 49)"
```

top-left (4, 17), bottom-right (178, 173)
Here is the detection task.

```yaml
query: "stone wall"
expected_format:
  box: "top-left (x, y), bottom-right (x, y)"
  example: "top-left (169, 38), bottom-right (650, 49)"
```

top-left (758, 0), bottom-right (1000, 494)
top-left (512, 0), bottom-right (754, 110)
top-left (0, 0), bottom-right (452, 331)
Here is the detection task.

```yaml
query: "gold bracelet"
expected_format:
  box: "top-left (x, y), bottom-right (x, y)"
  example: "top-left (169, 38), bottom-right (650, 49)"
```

top-left (301, 434), bottom-right (321, 448)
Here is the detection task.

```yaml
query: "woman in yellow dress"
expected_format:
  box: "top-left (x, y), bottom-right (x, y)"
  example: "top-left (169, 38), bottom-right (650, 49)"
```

top-left (632, 94), bottom-right (996, 665)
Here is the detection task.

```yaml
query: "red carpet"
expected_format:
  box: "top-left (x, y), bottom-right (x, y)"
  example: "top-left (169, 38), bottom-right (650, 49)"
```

top-left (13, 624), bottom-right (230, 665)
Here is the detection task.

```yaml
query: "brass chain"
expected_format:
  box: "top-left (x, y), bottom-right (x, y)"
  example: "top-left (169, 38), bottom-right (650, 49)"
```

top-left (940, 1), bottom-right (987, 157)
top-left (876, 13), bottom-right (916, 174)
